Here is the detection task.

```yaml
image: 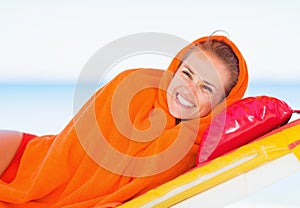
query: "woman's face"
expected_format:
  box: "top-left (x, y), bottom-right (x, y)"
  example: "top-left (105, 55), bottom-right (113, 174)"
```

top-left (167, 49), bottom-right (231, 120)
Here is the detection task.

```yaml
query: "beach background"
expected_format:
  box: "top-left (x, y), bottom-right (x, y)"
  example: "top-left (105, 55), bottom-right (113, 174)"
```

top-left (1, 0), bottom-right (300, 207)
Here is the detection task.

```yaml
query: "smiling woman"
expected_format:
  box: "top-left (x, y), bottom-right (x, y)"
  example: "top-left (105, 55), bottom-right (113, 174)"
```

top-left (0, 34), bottom-right (248, 207)
top-left (167, 40), bottom-right (239, 120)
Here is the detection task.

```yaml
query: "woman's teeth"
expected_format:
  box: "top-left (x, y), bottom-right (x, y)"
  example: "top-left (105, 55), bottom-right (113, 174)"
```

top-left (176, 93), bottom-right (194, 107)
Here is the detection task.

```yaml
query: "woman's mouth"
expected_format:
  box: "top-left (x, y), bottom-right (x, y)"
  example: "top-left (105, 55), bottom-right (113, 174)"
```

top-left (176, 93), bottom-right (195, 108)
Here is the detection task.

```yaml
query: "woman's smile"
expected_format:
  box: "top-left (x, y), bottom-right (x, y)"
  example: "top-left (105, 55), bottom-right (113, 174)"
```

top-left (176, 92), bottom-right (195, 108)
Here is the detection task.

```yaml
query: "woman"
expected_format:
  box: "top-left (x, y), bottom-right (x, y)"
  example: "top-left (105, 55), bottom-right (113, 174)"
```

top-left (0, 35), bottom-right (248, 207)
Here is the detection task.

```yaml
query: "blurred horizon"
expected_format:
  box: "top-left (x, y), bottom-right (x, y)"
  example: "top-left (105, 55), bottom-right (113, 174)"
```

top-left (0, 77), bottom-right (299, 85)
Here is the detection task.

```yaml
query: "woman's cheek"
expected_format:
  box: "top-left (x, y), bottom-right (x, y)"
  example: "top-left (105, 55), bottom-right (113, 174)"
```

top-left (197, 95), bottom-right (213, 117)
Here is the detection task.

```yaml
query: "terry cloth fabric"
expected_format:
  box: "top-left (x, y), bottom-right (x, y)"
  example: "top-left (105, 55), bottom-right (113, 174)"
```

top-left (0, 36), bottom-right (248, 208)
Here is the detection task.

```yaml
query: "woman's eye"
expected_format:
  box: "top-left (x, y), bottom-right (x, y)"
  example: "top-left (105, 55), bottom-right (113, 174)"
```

top-left (201, 84), bottom-right (213, 93)
top-left (182, 70), bottom-right (192, 80)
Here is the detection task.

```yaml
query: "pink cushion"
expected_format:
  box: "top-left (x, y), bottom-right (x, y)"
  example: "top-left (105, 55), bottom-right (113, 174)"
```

top-left (196, 96), bottom-right (293, 166)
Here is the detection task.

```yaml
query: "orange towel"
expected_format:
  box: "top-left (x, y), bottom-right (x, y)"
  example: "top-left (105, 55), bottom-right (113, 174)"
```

top-left (0, 36), bottom-right (248, 207)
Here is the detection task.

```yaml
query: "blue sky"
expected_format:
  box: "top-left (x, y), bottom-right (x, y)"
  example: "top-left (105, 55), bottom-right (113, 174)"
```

top-left (1, 0), bottom-right (300, 83)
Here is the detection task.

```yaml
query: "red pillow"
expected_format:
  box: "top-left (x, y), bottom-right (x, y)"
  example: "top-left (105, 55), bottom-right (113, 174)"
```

top-left (196, 96), bottom-right (293, 166)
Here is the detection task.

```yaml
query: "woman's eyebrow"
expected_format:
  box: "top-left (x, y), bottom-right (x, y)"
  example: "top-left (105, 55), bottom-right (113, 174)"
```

top-left (202, 80), bottom-right (217, 90)
top-left (185, 65), bottom-right (195, 75)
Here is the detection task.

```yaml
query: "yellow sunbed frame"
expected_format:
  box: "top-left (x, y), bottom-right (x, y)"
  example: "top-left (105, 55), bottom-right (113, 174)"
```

top-left (120, 119), bottom-right (300, 208)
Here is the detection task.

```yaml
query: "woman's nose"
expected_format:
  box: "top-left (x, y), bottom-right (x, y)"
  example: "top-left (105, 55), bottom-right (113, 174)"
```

top-left (185, 81), bottom-right (199, 95)
top-left (186, 78), bottom-right (202, 93)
